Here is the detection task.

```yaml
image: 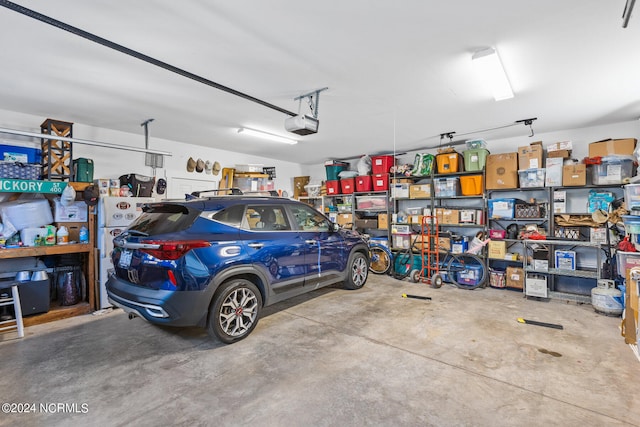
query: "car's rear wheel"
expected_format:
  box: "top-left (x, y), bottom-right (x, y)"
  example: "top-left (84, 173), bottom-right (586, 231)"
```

top-left (344, 251), bottom-right (368, 290)
top-left (207, 279), bottom-right (262, 344)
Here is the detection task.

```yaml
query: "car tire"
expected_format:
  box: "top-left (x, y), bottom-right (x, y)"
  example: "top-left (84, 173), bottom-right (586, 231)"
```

top-left (207, 278), bottom-right (262, 344)
top-left (344, 251), bottom-right (368, 290)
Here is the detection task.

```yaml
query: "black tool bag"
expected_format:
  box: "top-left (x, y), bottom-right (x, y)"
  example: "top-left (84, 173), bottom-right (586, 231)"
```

top-left (119, 174), bottom-right (155, 197)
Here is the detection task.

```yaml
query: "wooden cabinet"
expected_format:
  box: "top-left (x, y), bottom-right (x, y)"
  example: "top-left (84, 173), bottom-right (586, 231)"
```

top-left (0, 180), bottom-right (96, 326)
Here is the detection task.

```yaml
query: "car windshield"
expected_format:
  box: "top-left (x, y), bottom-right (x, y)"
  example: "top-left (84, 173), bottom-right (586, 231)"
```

top-left (128, 204), bottom-right (200, 235)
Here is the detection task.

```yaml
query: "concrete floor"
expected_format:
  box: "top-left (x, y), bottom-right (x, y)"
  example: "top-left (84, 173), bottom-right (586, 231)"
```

top-left (1, 274), bottom-right (639, 426)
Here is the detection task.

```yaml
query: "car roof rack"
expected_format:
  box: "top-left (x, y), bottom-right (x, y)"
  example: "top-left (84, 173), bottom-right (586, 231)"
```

top-left (187, 188), bottom-right (281, 199)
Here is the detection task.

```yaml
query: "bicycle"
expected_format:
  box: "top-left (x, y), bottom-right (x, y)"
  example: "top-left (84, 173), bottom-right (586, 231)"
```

top-left (427, 233), bottom-right (489, 290)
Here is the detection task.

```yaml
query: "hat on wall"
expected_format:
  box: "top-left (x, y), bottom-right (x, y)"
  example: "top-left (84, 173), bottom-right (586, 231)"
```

top-left (156, 178), bottom-right (167, 195)
top-left (204, 160), bottom-right (212, 174)
top-left (82, 184), bottom-right (99, 206)
top-left (196, 158), bottom-right (205, 173)
top-left (187, 157), bottom-right (196, 172)
top-left (212, 161), bottom-right (221, 176)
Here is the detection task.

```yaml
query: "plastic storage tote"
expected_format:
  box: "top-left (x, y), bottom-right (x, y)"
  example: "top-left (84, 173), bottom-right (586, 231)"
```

top-left (340, 177), bottom-right (355, 194)
top-left (624, 183), bottom-right (640, 213)
top-left (592, 155), bottom-right (635, 185)
top-left (371, 155), bottom-right (395, 174)
top-left (459, 175), bottom-right (483, 196)
top-left (518, 168), bottom-right (545, 188)
top-left (463, 148), bottom-right (489, 171)
top-left (372, 174), bottom-right (389, 191)
top-left (355, 175), bottom-right (373, 192)
top-left (488, 198), bottom-right (516, 219)
top-left (434, 177), bottom-right (459, 197)
top-left (325, 162), bottom-right (349, 181)
top-left (436, 152), bottom-right (462, 174)
top-left (326, 180), bottom-right (340, 195)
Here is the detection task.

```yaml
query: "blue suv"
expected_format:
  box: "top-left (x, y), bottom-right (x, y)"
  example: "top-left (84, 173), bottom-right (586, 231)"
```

top-left (106, 195), bottom-right (369, 343)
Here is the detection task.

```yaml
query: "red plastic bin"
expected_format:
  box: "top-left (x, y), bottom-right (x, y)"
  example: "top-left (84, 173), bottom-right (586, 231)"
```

top-left (340, 177), bottom-right (355, 194)
top-left (355, 175), bottom-right (373, 192)
top-left (326, 180), bottom-right (340, 195)
top-left (372, 174), bottom-right (389, 191)
top-left (371, 155), bottom-right (395, 174)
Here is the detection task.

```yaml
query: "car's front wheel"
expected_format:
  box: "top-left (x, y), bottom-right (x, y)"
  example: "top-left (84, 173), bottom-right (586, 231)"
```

top-left (207, 279), bottom-right (262, 344)
top-left (344, 251), bottom-right (368, 290)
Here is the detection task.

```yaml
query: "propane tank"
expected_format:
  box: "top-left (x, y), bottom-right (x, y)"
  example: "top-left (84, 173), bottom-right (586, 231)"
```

top-left (591, 279), bottom-right (623, 316)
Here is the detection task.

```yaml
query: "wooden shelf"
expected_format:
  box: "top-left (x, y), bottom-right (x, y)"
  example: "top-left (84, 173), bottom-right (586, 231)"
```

top-left (22, 302), bottom-right (91, 327)
top-left (0, 243), bottom-right (91, 259)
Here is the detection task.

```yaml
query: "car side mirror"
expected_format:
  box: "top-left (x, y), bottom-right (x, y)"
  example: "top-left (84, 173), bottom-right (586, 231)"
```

top-left (331, 222), bottom-right (341, 233)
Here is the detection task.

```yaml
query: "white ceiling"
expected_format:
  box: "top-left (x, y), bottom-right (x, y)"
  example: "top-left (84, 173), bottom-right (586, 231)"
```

top-left (0, 1), bottom-right (639, 165)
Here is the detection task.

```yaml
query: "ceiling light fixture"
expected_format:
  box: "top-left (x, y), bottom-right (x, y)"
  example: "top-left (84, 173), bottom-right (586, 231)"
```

top-left (472, 47), bottom-right (514, 101)
top-left (237, 128), bottom-right (298, 145)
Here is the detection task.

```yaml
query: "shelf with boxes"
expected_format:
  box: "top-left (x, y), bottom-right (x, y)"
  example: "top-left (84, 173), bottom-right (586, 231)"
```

top-left (522, 239), bottom-right (604, 303)
top-left (0, 180), bottom-right (96, 328)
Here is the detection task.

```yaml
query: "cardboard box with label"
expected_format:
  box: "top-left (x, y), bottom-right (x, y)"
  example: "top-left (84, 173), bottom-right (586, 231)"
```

top-left (547, 141), bottom-right (573, 152)
top-left (589, 138), bottom-right (637, 157)
top-left (378, 213), bottom-right (388, 230)
top-left (409, 184), bottom-right (431, 199)
top-left (441, 209), bottom-right (459, 225)
top-left (525, 274), bottom-right (548, 298)
top-left (518, 142), bottom-right (543, 170)
top-left (485, 152), bottom-right (519, 189)
top-left (53, 200), bottom-right (89, 222)
top-left (488, 240), bottom-right (506, 259)
top-left (545, 157), bottom-right (564, 187)
top-left (336, 213), bottom-right (352, 226)
top-left (506, 266), bottom-right (524, 289)
top-left (562, 164), bottom-right (586, 186)
top-left (547, 149), bottom-right (571, 159)
top-left (437, 236), bottom-right (451, 251)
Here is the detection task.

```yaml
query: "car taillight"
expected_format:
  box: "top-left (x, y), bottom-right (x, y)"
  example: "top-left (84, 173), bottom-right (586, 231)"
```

top-left (140, 240), bottom-right (211, 260)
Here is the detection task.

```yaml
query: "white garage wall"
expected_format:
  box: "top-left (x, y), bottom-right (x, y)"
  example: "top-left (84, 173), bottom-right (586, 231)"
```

top-left (0, 109), bottom-right (303, 197)
top-left (302, 120), bottom-right (640, 180)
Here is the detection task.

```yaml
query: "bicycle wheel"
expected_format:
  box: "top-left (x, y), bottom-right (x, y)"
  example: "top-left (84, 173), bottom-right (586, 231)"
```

top-left (369, 245), bottom-right (392, 275)
top-left (446, 253), bottom-right (487, 290)
top-left (393, 249), bottom-right (414, 280)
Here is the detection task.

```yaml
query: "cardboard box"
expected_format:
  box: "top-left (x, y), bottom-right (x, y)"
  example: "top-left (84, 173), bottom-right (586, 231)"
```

top-left (409, 184), bottom-right (431, 199)
top-left (355, 218), bottom-right (378, 229)
top-left (506, 266), bottom-right (524, 289)
top-left (488, 240), bottom-right (506, 259)
top-left (545, 157), bottom-right (564, 187)
top-left (53, 200), bottom-right (89, 222)
top-left (437, 236), bottom-right (451, 251)
top-left (547, 141), bottom-right (573, 152)
top-left (589, 138), bottom-right (637, 157)
top-left (377, 213), bottom-right (388, 230)
top-left (555, 250), bottom-right (576, 270)
top-left (525, 274), bottom-right (548, 298)
top-left (391, 183), bottom-right (410, 199)
top-left (336, 213), bottom-right (352, 226)
top-left (54, 221), bottom-right (88, 243)
top-left (518, 143), bottom-right (544, 170)
top-left (485, 152), bottom-right (519, 189)
top-left (562, 164), bottom-right (586, 186)
top-left (553, 190), bottom-right (566, 213)
top-left (441, 209), bottom-right (458, 224)
top-left (547, 149), bottom-right (571, 159)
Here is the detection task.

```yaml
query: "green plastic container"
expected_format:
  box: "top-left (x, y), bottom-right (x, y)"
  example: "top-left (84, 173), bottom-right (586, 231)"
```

top-left (73, 158), bottom-right (94, 182)
top-left (463, 148), bottom-right (489, 171)
top-left (325, 162), bottom-right (349, 180)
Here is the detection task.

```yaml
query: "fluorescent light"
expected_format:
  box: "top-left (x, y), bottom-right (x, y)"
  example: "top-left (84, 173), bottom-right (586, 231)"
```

top-left (472, 47), bottom-right (514, 101)
top-left (237, 128), bottom-right (298, 145)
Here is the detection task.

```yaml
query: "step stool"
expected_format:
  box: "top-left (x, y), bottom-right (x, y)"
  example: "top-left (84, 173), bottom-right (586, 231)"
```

top-left (0, 284), bottom-right (24, 339)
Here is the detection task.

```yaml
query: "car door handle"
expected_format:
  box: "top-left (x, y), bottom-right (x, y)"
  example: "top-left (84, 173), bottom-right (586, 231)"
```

top-left (305, 240), bottom-right (317, 245)
top-left (248, 243), bottom-right (264, 249)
